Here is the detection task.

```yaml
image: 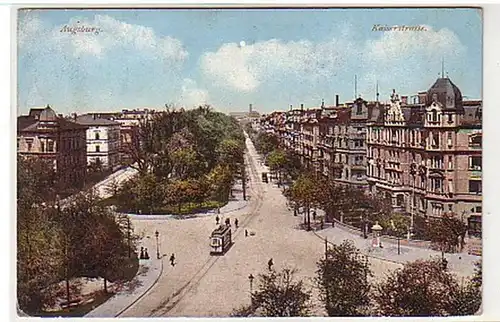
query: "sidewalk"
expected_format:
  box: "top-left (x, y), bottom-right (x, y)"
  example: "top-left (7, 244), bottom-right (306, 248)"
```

top-left (85, 257), bottom-right (163, 317)
top-left (314, 223), bottom-right (479, 278)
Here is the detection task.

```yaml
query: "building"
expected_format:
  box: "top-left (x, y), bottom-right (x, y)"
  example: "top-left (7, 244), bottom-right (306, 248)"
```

top-left (17, 105), bottom-right (88, 194)
top-left (74, 114), bottom-right (121, 171)
top-left (85, 108), bottom-right (156, 165)
top-left (365, 77), bottom-right (482, 236)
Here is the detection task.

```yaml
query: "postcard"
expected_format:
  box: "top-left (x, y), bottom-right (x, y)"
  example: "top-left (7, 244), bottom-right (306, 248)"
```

top-left (15, 6), bottom-right (482, 319)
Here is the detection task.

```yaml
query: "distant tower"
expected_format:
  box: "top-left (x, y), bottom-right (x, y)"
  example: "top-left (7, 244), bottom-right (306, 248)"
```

top-left (249, 104), bottom-right (253, 114)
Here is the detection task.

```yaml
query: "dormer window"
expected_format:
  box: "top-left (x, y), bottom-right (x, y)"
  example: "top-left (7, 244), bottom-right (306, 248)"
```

top-left (432, 93), bottom-right (438, 102)
top-left (431, 110), bottom-right (438, 122)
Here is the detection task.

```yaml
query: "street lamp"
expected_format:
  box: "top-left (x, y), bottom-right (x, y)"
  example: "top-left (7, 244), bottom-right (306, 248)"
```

top-left (155, 230), bottom-right (160, 259)
top-left (248, 274), bottom-right (254, 304)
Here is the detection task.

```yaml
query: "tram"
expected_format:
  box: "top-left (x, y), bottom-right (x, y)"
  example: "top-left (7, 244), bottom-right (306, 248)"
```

top-left (210, 224), bottom-right (232, 255)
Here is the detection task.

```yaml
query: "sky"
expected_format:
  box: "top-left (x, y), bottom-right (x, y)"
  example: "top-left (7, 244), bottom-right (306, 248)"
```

top-left (16, 8), bottom-right (482, 115)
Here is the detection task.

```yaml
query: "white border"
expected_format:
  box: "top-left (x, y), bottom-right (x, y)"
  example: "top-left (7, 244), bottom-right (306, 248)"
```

top-left (5, 3), bottom-right (500, 322)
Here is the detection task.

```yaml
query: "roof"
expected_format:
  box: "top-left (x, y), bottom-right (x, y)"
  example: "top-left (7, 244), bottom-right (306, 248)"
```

top-left (18, 112), bottom-right (87, 133)
top-left (75, 114), bottom-right (120, 126)
top-left (426, 77), bottom-right (463, 112)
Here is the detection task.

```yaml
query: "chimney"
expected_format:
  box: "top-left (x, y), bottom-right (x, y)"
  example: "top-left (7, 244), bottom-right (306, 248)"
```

top-left (72, 113), bottom-right (77, 121)
top-left (290, 104), bottom-right (293, 111)
top-left (321, 99), bottom-right (325, 109)
top-left (300, 103), bottom-right (304, 111)
top-left (249, 103), bottom-right (253, 113)
top-left (335, 95), bottom-right (339, 107)
top-left (401, 96), bottom-right (408, 104)
top-left (93, 114), bottom-right (97, 120)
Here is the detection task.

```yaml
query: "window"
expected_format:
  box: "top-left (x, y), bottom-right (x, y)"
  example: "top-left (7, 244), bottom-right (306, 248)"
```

top-left (447, 114), bottom-right (453, 123)
top-left (448, 204), bottom-right (453, 212)
top-left (41, 141), bottom-right (46, 152)
top-left (468, 180), bottom-right (482, 194)
top-left (469, 156), bottom-right (482, 170)
top-left (432, 132), bottom-right (440, 148)
top-left (17, 138), bottom-right (20, 150)
top-left (26, 138), bottom-right (33, 151)
top-left (396, 195), bottom-right (404, 206)
top-left (447, 132), bottom-right (453, 146)
top-left (448, 156), bottom-right (453, 169)
top-left (95, 133), bottom-right (100, 140)
top-left (431, 109), bottom-right (438, 122)
top-left (95, 145), bottom-right (100, 152)
top-left (448, 179), bottom-right (453, 193)
top-left (469, 134), bottom-right (482, 147)
top-left (47, 140), bottom-right (54, 152)
top-left (356, 103), bottom-right (362, 115)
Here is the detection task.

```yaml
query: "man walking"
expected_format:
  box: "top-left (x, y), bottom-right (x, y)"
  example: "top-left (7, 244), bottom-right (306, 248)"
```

top-left (216, 215), bottom-right (220, 225)
top-left (268, 258), bottom-right (274, 271)
top-left (235, 218), bottom-right (239, 229)
top-left (170, 253), bottom-right (176, 267)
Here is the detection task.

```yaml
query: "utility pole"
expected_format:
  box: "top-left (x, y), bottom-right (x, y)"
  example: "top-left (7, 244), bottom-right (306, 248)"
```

top-left (325, 237), bottom-right (328, 259)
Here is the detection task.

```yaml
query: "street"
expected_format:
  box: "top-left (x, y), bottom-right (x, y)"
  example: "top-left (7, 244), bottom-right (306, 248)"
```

top-left (119, 133), bottom-right (401, 317)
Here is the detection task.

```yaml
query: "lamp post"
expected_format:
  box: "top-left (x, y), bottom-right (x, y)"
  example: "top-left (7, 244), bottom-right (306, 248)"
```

top-left (155, 230), bottom-right (160, 259)
top-left (248, 274), bottom-right (254, 304)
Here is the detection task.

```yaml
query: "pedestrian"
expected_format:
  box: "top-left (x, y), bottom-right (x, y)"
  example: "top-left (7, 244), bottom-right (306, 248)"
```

top-left (140, 247), bottom-right (145, 260)
top-left (245, 229), bottom-right (248, 237)
top-left (170, 253), bottom-right (176, 267)
top-left (225, 218), bottom-right (230, 227)
top-left (235, 218), bottom-right (239, 228)
top-left (216, 215), bottom-right (220, 225)
top-left (320, 218), bottom-right (324, 230)
top-left (312, 210), bottom-right (317, 221)
top-left (268, 258), bottom-right (274, 271)
top-left (442, 257), bottom-right (448, 270)
top-left (144, 248), bottom-right (150, 260)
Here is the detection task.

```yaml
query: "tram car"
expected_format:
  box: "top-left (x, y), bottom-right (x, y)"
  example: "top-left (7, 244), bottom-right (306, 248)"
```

top-left (210, 224), bottom-right (232, 255)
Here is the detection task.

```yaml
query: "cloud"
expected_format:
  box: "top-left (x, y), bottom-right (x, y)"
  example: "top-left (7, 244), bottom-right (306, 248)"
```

top-left (200, 37), bottom-right (355, 93)
top-left (177, 78), bottom-right (209, 108)
top-left (359, 26), bottom-right (466, 99)
top-left (18, 13), bottom-right (188, 63)
top-left (200, 25), bottom-right (466, 101)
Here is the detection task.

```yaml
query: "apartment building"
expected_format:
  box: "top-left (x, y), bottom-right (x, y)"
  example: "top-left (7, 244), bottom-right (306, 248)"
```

top-left (74, 115), bottom-right (121, 171)
top-left (85, 108), bottom-right (156, 165)
top-left (17, 105), bottom-right (88, 194)
top-left (365, 77), bottom-right (482, 235)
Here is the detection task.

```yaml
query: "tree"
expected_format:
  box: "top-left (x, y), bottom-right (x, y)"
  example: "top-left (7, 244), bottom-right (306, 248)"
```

top-left (17, 156), bottom-right (62, 313)
top-left (288, 172), bottom-right (321, 230)
top-left (266, 149), bottom-right (287, 186)
top-left (316, 240), bottom-right (372, 316)
top-left (130, 173), bottom-right (166, 214)
top-left (232, 268), bottom-right (312, 317)
top-left (254, 132), bottom-right (280, 156)
top-left (448, 260), bottom-right (482, 315)
top-left (427, 213), bottom-right (468, 253)
top-left (374, 258), bottom-right (460, 316)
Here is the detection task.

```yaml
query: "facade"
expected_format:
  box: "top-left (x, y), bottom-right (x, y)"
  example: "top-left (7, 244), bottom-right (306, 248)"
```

top-left (74, 115), bottom-right (121, 171)
top-left (365, 78), bottom-right (482, 236)
top-left (17, 105), bottom-right (88, 194)
top-left (85, 108), bottom-right (155, 165)
top-left (259, 76), bottom-right (482, 237)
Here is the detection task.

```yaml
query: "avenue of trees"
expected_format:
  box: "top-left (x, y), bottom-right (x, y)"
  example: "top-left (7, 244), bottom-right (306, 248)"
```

top-left (113, 105), bottom-right (247, 215)
top-left (232, 239), bottom-right (481, 317)
top-left (251, 129), bottom-right (469, 253)
top-left (17, 157), bottom-right (138, 315)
